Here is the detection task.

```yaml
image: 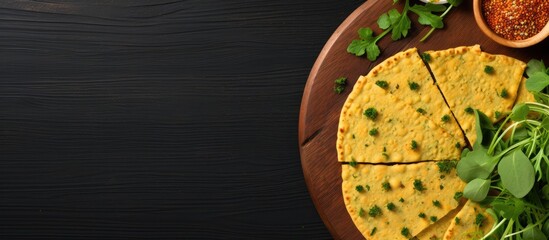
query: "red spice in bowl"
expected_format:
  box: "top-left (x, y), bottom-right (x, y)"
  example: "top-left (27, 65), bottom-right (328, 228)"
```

top-left (482, 0), bottom-right (549, 40)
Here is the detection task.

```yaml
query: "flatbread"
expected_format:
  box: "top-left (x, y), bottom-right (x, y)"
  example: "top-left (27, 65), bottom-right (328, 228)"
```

top-left (425, 45), bottom-right (526, 145)
top-left (443, 200), bottom-right (496, 240)
top-left (337, 76), bottom-right (463, 163)
top-left (367, 48), bottom-right (465, 147)
top-left (515, 77), bottom-right (536, 104)
top-left (342, 162), bottom-right (466, 239)
top-left (413, 203), bottom-right (465, 240)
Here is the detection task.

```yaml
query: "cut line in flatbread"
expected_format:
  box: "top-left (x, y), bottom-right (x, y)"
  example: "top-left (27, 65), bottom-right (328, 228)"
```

top-left (366, 48), bottom-right (465, 147)
top-left (425, 45), bottom-right (526, 145)
top-left (342, 162), bottom-right (465, 240)
top-left (337, 76), bottom-right (462, 163)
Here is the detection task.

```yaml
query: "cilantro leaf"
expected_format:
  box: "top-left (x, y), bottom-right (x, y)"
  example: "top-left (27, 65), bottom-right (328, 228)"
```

top-left (409, 4), bottom-right (446, 29)
top-left (347, 28), bottom-right (383, 61)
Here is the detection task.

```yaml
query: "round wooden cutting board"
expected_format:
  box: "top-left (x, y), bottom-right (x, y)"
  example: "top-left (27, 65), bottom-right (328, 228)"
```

top-left (298, 1), bottom-right (549, 239)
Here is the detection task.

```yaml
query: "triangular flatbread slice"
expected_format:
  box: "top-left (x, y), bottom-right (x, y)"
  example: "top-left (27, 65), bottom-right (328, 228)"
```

top-left (337, 77), bottom-right (462, 163)
top-left (342, 162), bottom-right (465, 239)
top-left (367, 48), bottom-right (465, 147)
top-left (443, 200), bottom-right (496, 240)
top-left (413, 205), bottom-right (463, 240)
top-left (425, 45), bottom-right (526, 145)
top-left (515, 77), bottom-right (536, 104)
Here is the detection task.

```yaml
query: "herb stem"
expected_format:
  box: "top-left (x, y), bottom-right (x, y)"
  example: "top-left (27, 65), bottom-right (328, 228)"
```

top-left (420, 5), bottom-right (453, 42)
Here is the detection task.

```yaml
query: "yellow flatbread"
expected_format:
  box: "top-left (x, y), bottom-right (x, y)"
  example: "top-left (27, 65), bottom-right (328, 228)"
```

top-left (337, 76), bottom-right (462, 163)
top-left (425, 45), bottom-right (526, 145)
top-left (515, 77), bottom-right (536, 104)
top-left (342, 162), bottom-right (466, 239)
top-left (414, 205), bottom-right (463, 240)
top-left (367, 48), bottom-right (465, 147)
top-left (443, 200), bottom-right (496, 240)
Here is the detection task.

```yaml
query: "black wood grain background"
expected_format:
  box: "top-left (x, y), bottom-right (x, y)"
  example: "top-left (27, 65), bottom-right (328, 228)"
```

top-left (0, 0), bottom-right (363, 239)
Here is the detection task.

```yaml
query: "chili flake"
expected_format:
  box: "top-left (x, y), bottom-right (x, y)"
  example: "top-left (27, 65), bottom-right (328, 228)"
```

top-left (482, 0), bottom-right (549, 40)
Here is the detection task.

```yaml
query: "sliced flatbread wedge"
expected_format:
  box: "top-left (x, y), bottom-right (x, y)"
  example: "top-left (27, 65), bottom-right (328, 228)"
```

top-left (515, 77), bottom-right (536, 104)
top-left (425, 45), bottom-right (526, 145)
top-left (443, 200), bottom-right (496, 240)
top-left (337, 77), bottom-right (462, 163)
top-left (367, 48), bottom-right (465, 147)
top-left (413, 204), bottom-right (463, 240)
top-left (342, 162), bottom-right (466, 239)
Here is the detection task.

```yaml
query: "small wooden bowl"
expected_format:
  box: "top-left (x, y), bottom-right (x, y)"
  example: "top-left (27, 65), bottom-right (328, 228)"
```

top-left (473, 0), bottom-right (549, 48)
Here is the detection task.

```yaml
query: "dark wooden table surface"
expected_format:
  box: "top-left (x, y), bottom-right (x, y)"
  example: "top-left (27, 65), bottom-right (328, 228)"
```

top-left (0, 0), bottom-right (364, 239)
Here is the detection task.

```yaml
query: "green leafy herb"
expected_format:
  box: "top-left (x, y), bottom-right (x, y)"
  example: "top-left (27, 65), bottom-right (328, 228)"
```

top-left (463, 178), bottom-right (490, 202)
top-left (382, 181), bottom-right (391, 191)
top-left (500, 88), bottom-right (509, 98)
top-left (401, 227), bottom-right (410, 237)
top-left (364, 107), bottom-right (378, 120)
top-left (347, 27), bottom-right (383, 61)
top-left (430, 216), bottom-right (438, 222)
top-left (409, 81), bottom-right (420, 91)
top-left (475, 213), bottom-right (485, 227)
top-left (454, 192), bottom-right (463, 201)
top-left (497, 150), bottom-right (535, 198)
top-left (349, 0), bottom-right (461, 60)
top-left (455, 142), bottom-right (461, 149)
top-left (418, 212), bottom-right (426, 218)
top-left (417, 108), bottom-right (426, 114)
top-left (437, 160), bottom-right (457, 173)
top-left (333, 77), bottom-right (347, 94)
top-left (356, 185), bottom-right (364, 192)
top-left (370, 227), bottom-right (377, 236)
top-left (365, 185), bottom-right (371, 191)
top-left (399, 197), bottom-right (404, 202)
top-left (375, 80), bottom-right (389, 89)
top-left (495, 111), bottom-right (502, 119)
top-left (369, 128), bottom-right (379, 136)
top-left (413, 179), bottom-right (426, 191)
top-left (441, 114), bottom-right (451, 123)
top-left (454, 217), bottom-right (460, 224)
top-left (349, 158), bottom-right (357, 167)
top-left (465, 107), bottom-right (474, 114)
top-left (484, 65), bottom-right (494, 74)
top-left (387, 202), bottom-right (396, 211)
top-left (432, 200), bottom-right (441, 207)
top-left (369, 205), bottom-right (382, 217)
top-left (410, 140), bottom-right (418, 150)
top-left (359, 208), bottom-right (366, 217)
top-left (421, 52), bottom-right (431, 62)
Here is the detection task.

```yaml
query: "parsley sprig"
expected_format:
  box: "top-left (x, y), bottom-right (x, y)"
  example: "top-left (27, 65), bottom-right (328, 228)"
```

top-left (347, 0), bottom-right (462, 61)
